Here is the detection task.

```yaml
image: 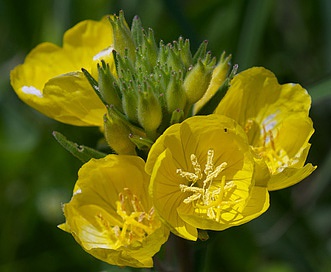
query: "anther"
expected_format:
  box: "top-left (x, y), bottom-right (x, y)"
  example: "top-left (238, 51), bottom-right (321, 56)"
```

top-left (177, 149), bottom-right (238, 222)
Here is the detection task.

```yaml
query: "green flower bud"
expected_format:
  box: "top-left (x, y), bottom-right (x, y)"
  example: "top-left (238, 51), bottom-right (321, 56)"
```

top-left (157, 41), bottom-right (168, 64)
top-left (170, 109), bottom-right (184, 124)
top-left (165, 72), bottom-right (187, 113)
top-left (122, 88), bottom-right (139, 124)
top-left (177, 37), bottom-right (192, 70)
top-left (137, 91), bottom-right (162, 139)
top-left (167, 45), bottom-right (184, 73)
top-left (211, 52), bottom-right (232, 88)
top-left (192, 40), bottom-right (208, 63)
top-left (131, 15), bottom-right (144, 46)
top-left (84, 12), bottom-right (227, 137)
top-left (104, 107), bottom-right (136, 155)
top-left (97, 60), bottom-right (122, 110)
top-left (141, 28), bottom-right (158, 70)
top-left (183, 57), bottom-right (215, 105)
top-left (193, 52), bottom-right (232, 114)
top-left (109, 11), bottom-right (136, 62)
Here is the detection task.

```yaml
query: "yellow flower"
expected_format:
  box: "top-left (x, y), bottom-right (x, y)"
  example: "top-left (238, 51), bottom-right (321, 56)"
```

top-left (10, 16), bottom-right (114, 126)
top-left (215, 67), bottom-right (316, 191)
top-left (59, 155), bottom-right (169, 268)
top-left (145, 114), bottom-right (269, 241)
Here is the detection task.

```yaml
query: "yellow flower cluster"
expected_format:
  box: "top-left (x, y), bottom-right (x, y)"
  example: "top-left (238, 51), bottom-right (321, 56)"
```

top-left (10, 12), bottom-right (316, 268)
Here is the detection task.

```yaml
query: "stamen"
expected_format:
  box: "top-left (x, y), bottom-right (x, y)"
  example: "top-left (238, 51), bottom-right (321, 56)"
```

top-left (177, 149), bottom-right (240, 222)
top-left (95, 188), bottom-right (156, 247)
top-left (176, 169), bottom-right (199, 182)
top-left (256, 124), bottom-right (296, 174)
top-left (191, 154), bottom-right (203, 180)
top-left (244, 119), bottom-right (254, 133)
top-left (203, 162), bottom-right (227, 186)
top-left (204, 149), bottom-right (214, 175)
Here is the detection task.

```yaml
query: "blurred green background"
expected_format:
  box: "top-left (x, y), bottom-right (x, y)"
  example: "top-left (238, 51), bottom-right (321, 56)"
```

top-left (1, 0), bottom-right (331, 271)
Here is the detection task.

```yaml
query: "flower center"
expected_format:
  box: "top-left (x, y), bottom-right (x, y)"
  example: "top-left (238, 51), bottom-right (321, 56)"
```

top-left (96, 188), bottom-right (157, 248)
top-left (249, 121), bottom-right (298, 174)
top-left (177, 149), bottom-right (240, 222)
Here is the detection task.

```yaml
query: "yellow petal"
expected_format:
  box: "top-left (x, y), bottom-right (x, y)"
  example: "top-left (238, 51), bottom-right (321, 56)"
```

top-left (240, 186), bottom-right (270, 222)
top-left (63, 16), bottom-right (112, 52)
top-left (10, 43), bottom-right (75, 115)
top-left (145, 123), bottom-right (180, 175)
top-left (148, 114), bottom-right (269, 238)
top-left (62, 16), bottom-right (115, 78)
top-left (41, 72), bottom-right (105, 126)
top-left (60, 155), bottom-right (169, 268)
top-left (252, 115), bottom-right (314, 179)
top-left (267, 163), bottom-right (317, 191)
top-left (215, 67), bottom-right (316, 188)
top-left (10, 17), bottom-right (113, 126)
top-left (215, 67), bottom-right (312, 131)
top-left (150, 149), bottom-right (198, 241)
top-left (271, 115), bottom-right (313, 159)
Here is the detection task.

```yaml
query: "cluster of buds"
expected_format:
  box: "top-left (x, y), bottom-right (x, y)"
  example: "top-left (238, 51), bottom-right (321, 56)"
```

top-left (83, 11), bottom-right (231, 155)
top-left (10, 10), bottom-right (316, 269)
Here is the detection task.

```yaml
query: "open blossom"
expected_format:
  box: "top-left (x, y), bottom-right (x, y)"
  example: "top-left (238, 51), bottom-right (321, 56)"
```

top-left (145, 114), bottom-right (270, 241)
top-left (59, 155), bottom-right (169, 268)
top-left (215, 67), bottom-right (316, 190)
top-left (10, 16), bottom-right (114, 126)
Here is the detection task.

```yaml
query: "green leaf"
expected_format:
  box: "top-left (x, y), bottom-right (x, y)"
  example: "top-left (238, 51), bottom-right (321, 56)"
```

top-left (52, 131), bottom-right (107, 163)
top-left (235, 0), bottom-right (274, 70)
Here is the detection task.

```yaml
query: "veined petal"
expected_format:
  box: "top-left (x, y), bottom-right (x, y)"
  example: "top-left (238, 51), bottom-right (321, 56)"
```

top-left (43, 72), bottom-right (105, 126)
top-left (150, 149), bottom-right (198, 241)
top-left (63, 16), bottom-right (112, 51)
top-left (147, 114), bottom-right (269, 240)
top-left (63, 16), bottom-right (116, 78)
top-left (251, 115), bottom-right (314, 178)
top-left (60, 155), bottom-right (169, 268)
top-left (215, 67), bottom-right (312, 131)
top-left (215, 67), bottom-right (316, 189)
top-left (270, 115), bottom-right (313, 159)
top-left (10, 17), bottom-right (113, 126)
top-left (145, 123), bottom-right (180, 175)
top-left (267, 163), bottom-right (316, 191)
top-left (11, 43), bottom-right (74, 109)
top-left (240, 186), bottom-right (269, 222)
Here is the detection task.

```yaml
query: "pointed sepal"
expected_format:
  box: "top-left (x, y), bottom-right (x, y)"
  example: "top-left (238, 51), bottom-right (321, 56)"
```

top-left (52, 131), bottom-right (106, 163)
